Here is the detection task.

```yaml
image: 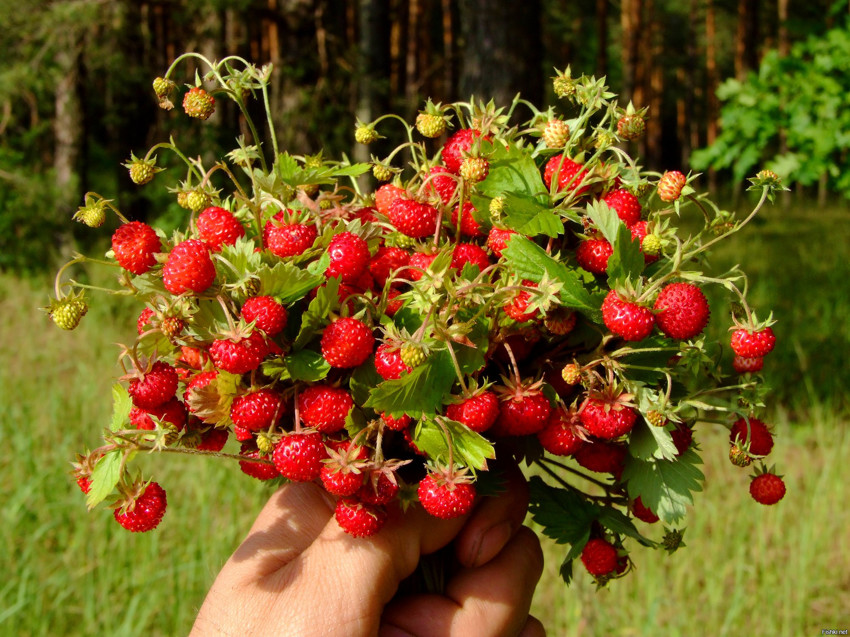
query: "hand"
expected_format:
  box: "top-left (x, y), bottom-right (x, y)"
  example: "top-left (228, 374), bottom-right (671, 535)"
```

top-left (191, 464), bottom-right (545, 637)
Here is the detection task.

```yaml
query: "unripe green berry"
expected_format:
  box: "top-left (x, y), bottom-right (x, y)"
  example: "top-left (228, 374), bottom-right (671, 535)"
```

top-left (416, 113), bottom-right (447, 138)
top-left (561, 363), bottom-right (581, 385)
top-left (186, 190), bottom-right (210, 213)
top-left (373, 163), bottom-right (393, 182)
top-left (641, 233), bottom-right (662, 256)
top-left (50, 298), bottom-right (88, 331)
top-left (400, 344), bottom-right (426, 368)
top-left (74, 199), bottom-right (107, 228)
top-left (543, 119), bottom-right (569, 148)
top-left (459, 156), bottom-right (489, 183)
top-left (355, 124), bottom-right (379, 144)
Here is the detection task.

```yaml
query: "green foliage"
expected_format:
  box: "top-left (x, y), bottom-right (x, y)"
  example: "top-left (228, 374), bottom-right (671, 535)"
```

top-left (692, 24), bottom-right (850, 196)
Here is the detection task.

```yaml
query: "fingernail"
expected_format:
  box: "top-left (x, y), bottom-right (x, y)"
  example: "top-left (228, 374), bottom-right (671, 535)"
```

top-left (473, 520), bottom-right (512, 567)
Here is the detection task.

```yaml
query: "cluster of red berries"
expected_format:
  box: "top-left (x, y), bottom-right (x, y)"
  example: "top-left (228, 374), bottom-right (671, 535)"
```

top-left (56, 57), bottom-right (785, 583)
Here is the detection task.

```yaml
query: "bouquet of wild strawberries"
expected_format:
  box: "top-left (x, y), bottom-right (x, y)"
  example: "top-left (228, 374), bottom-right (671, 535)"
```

top-left (48, 55), bottom-right (787, 586)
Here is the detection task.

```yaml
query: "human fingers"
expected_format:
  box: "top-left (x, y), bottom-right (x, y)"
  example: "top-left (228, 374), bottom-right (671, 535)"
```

top-left (380, 525), bottom-right (544, 637)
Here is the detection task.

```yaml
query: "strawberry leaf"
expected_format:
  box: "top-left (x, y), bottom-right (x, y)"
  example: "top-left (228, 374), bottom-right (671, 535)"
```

top-left (284, 349), bottom-right (331, 382)
top-left (86, 450), bottom-right (122, 509)
top-left (294, 278), bottom-right (340, 349)
top-left (349, 356), bottom-right (382, 407)
top-left (628, 418), bottom-right (678, 461)
top-left (111, 383), bottom-right (132, 432)
top-left (412, 417), bottom-right (495, 470)
top-left (501, 193), bottom-right (562, 238)
top-left (596, 505), bottom-right (656, 547)
top-left (258, 262), bottom-right (325, 304)
top-left (364, 349), bottom-right (456, 418)
top-left (606, 222), bottom-right (645, 287)
top-left (621, 448), bottom-right (705, 523)
top-left (585, 199), bottom-right (622, 244)
top-left (478, 143), bottom-right (547, 199)
top-left (502, 235), bottom-right (601, 321)
top-left (528, 476), bottom-right (596, 548)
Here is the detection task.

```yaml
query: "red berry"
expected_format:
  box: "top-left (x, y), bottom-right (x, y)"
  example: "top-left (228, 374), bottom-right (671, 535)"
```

top-left (417, 473), bottom-right (476, 519)
top-left (162, 239), bottom-right (216, 295)
top-left (543, 154), bottom-right (590, 195)
top-left (231, 388), bottom-right (284, 432)
top-left (129, 396), bottom-right (187, 431)
top-left (359, 472), bottom-right (400, 506)
top-left (576, 239), bottom-right (613, 274)
top-left (297, 385), bottom-right (353, 433)
top-left (273, 432), bottom-right (324, 482)
top-left (114, 482), bottom-right (167, 532)
top-left (112, 221), bottom-right (161, 275)
top-left (426, 165), bottom-right (458, 206)
top-left (749, 473), bottom-right (786, 505)
top-left (368, 246), bottom-right (410, 288)
top-left (239, 444), bottom-right (280, 481)
top-left (335, 497), bottom-right (387, 537)
top-left (630, 496), bottom-right (660, 523)
top-left (321, 317), bottom-right (374, 368)
top-left (503, 281), bottom-right (539, 323)
top-left (446, 391), bottom-right (500, 433)
top-left (137, 307), bottom-right (155, 335)
top-left (730, 327), bottom-right (776, 358)
top-left (657, 170), bottom-right (687, 202)
top-left (388, 197), bottom-right (439, 238)
top-left (580, 538), bottom-right (619, 576)
top-left (408, 251), bottom-right (438, 281)
top-left (574, 441), bottom-right (627, 477)
top-left (729, 417), bottom-right (774, 457)
top-left (451, 243), bottom-right (491, 273)
top-left (210, 331), bottom-right (269, 374)
top-left (264, 214), bottom-right (317, 257)
top-left (486, 227), bottom-right (518, 257)
top-left (375, 183), bottom-right (406, 216)
top-left (325, 231), bottom-right (371, 284)
top-left (128, 361), bottom-right (178, 410)
top-left (195, 426), bottom-right (228, 452)
top-left (537, 408), bottom-right (585, 456)
top-left (580, 397), bottom-right (638, 439)
top-left (374, 343), bottom-right (412, 380)
top-left (196, 206), bottom-right (245, 251)
top-left (602, 290), bottom-right (655, 341)
top-left (442, 129), bottom-right (485, 174)
top-left (733, 355), bottom-right (764, 374)
top-left (653, 283), bottom-right (710, 340)
top-left (321, 463), bottom-right (365, 496)
top-left (602, 189), bottom-right (642, 226)
top-left (670, 423), bottom-right (694, 456)
top-left (381, 412), bottom-right (413, 431)
top-left (241, 296), bottom-right (288, 336)
top-left (494, 387), bottom-right (552, 436)
top-left (451, 201), bottom-right (484, 237)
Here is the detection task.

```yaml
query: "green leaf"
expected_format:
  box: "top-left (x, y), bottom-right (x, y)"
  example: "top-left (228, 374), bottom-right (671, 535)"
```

top-left (86, 450), bottom-right (122, 509)
top-left (478, 143), bottom-right (547, 199)
top-left (331, 163), bottom-right (371, 177)
top-left (257, 262), bottom-right (325, 304)
top-left (284, 349), bottom-right (331, 382)
top-left (364, 349), bottom-right (456, 418)
top-left (628, 419), bottom-right (679, 461)
top-left (217, 237), bottom-right (263, 284)
top-left (111, 384), bottom-right (132, 432)
top-left (584, 200), bottom-right (621, 245)
top-left (412, 417), bottom-right (495, 470)
top-left (501, 193), bottom-right (562, 238)
top-left (349, 357), bottom-right (383, 407)
top-left (621, 449), bottom-right (705, 523)
top-left (501, 235), bottom-right (601, 321)
top-left (597, 505), bottom-right (655, 547)
top-left (294, 278), bottom-right (340, 349)
top-left (606, 222), bottom-right (645, 286)
top-left (527, 476), bottom-right (597, 548)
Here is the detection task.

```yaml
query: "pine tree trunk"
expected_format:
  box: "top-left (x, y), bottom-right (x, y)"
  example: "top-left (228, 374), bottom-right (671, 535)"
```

top-left (54, 36), bottom-right (84, 252)
top-left (595, 0), bottom-right (608, 79)
top-left (735, 0), bottom-right (759, 80)
top-left (354, 0), bottom-right (391, 166)
top-left (705, 0), bottom-right (718, 192)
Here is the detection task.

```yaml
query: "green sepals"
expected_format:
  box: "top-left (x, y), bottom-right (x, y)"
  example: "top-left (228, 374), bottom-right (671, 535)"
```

top-left (621, 448), bottom-right (705, 523)
top-left (111, 384), bottom-right (132, 432)
top-left (293, 277), bottom-right (340, 349)
top-left (274, 151), bottom-right (369, 190)
top-left (217, 237), bottom-right (263, 286)
top-left (661, 527), bottom-right (687, 553)
top-left (86, 450), bottom-right (123, 510)
top-left (501, 235), bottom-right (601, 322)
top-left (606, 222), bottom-right (645, 288)
top-left (349, 356), bottom-right (383, 407)
top-left (412, 417), bottom-right (495, 471)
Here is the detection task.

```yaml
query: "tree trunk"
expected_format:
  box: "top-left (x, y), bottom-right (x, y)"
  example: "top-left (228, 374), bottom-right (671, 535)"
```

top-left (54, 35), bottom-right (84, 252)
top-left (620, 0), bottom-right (642, 99)
top-left (735, 0), bottom-right (759, 80)
top-left (705, 0), bottom-right (718, 192)
top-left (457, 0), bottom-right (543, 108)
top-left (354, 0), bottom-right (391, 166)
top-left (595, 0), bottom-right (608, 79)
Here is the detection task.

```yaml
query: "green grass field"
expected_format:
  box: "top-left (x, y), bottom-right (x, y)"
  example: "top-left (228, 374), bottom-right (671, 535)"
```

top-left (1, 200), bottom-right (848, 636)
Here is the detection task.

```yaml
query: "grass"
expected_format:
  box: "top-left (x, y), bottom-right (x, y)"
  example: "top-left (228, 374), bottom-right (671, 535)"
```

top-left (1, 199), bottom-right (848, 635)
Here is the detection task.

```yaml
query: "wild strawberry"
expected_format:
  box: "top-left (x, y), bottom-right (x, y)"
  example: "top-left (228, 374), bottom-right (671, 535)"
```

top-left (399, 344), bottom-right (426, 368)
top-left (354, 122), bottom-right (379, 144)
top-left (581, 538), bottom-right (619, 576)
top-left (381, 412), bottom-right (412, 431)
top-left (112, 221), bottom-right (161, 275)
top-left (493, 380), bottom-right (552, 436)
top-left (749, 472), bottom-right (786, 505)
top-left (297, 385), bottom-right (353, 433)
top-left (574, 441), bottom-right (627, 477)
top-left (375, 183), bottom-right (406, 215)
top-left (408, 251), bottom-right (438, 281)
top-left (416, 111), bottom-right (447, 138)
top-left (538, 407), bottom-right (585, 456)
top-left (657, 170), bottom-right (687, 202)
top-left (653, 283), bottom-right (710, 340)
top-left (630, 497), bottom-right (659, 523)
top-left (543, 118), bottom-right (570, 148)
top-left (359, 471), bottom-right (400, 506)
top-left (417, 471), bottom-right (476, 519)
top-left (576, 238), bottom-right (613, 275)
top-left (451, 243), bottom-right (490, 272)
top-left (545, 308), bottom-right (577, 336)
top-left (273, 431), bottom-right (324, 482)
top-left (335, 497), bottom-right (387, 537)
top-left (602, 189), bottom-right (642, 226)
top-left (264, 213), bottom-right (318, 257)
top-left (543, 154), bottom-right (590, 195)
top-left (183, 87), bottom-right (215, 120)
top-left (125, 156), bottom-right (159, 185)
top-left (241, 296), bottom-right (288, 336)
top-left (162, 239), bottom-right (217, 295)
top-left (210, 331), bottom-right (269, 374)
top-left (321, 317), bottom-right (374, 368)
top-left (197, 206), bottom-right (245, 251)
top-left (130, 397), bottom-right (187, 431)
top-left (374, 343), bottom-right (412, 380)
top-left (580, 396), bottom-right (638, 439)
top-left (178, 346), bottom-right (209, 372)
top-left (451, 201), bottom-right (485, 238)
top-left (49, 296), bottom-right (88, 330)
top-left (152, 76), bottom-right (176, 100)
top-left (388, 197), bottom-right (439, 238)
top-left (183, 370), bottom-right (218, 410)
top-left (729, 417), bottom-right (774, 457)
top-left (670, 422), bottom-right (694, 456)
top-left (195, 426), bottom-right (228, 452)
top-left (128, 361), bottom-right (178, 410)
top-left (239, 444), bottom-right (280, 481)
top-left (114, 481), bottom-right (167, 532)
top-left (459, 156), bottom-right (489, 183)
top-left (730, 327), bottom-right (776, 358)
top-left (629, 220), bottom-right (661, 264)
top-left (486, 227), bottom-right (518, 257)
top-left (446, 390), bottom-right (500, 433)
top-left (602, 290), bottom-right (655, 341)
top-left (443, 129), bottom-right (484, 174)
top-left (426, 165), bottom-right (458, 206)
top-left (369, 246), bottom-right (410, 288)
top-left (326, 231), bottom-right (371, 284)
top-left (231, 388), bottom-right (284, 432)
top-left (321, 460), bottom-right (365, 497)
top-left (733, 355), bottom-right (764, 374)
top-left (617, 113), bottom-right (646, 140)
